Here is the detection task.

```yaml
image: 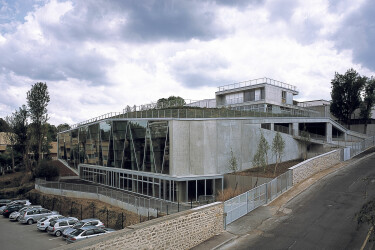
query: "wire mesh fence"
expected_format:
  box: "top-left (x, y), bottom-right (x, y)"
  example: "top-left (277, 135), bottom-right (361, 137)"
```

top-left (224, 170), bottom-right (293, 226)
top-left (35, 179), bottom-right (198, 218)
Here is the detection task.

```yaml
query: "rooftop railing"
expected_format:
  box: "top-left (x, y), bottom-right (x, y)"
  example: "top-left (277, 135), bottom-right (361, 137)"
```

top-left (217, 77), bottom-right (298, 92)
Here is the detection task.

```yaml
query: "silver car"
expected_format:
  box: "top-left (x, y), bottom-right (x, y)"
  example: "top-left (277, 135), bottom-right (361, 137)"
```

top-left (47, 217), bottom-right (79, 237)
top-left (19, 208), bottom-right (58, 225)
top-left (66, 226), bottom-right (115, 243)
top-left (62, 218), bottom-right (105, 240)
top-left (9, 205), bottom-right (42, 221)
top-left (37, 215), bottom-right (65, 231)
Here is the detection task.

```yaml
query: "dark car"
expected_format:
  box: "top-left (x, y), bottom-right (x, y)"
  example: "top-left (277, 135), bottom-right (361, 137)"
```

top-left (2, 204), bottom-right (25, 218)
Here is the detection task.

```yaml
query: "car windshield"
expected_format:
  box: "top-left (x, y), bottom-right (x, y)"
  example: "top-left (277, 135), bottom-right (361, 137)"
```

top-left (72, 229), bottom-right (84, 236)
top-left (50, 221), bottom-right (56, 226)
top-left (39, 217), bottom-right (47, 222)
top-left (73, 222), bottom-right (84, 229)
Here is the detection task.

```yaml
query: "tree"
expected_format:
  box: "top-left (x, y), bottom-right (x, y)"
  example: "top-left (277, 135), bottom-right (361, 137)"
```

top-left (272, 132), bottom-right (285, 176)
top-left (360, 77), bottom-right (375, 134)
top-left (228, 147), bottom-right (238, 173)
top-left (157, 96), bottom-right (186, 108)
top-left (57, 123), bottom-right (71, 132)
top-left (4, 115), bottom-right (17, 171)
top-left (330, 68), bottom-right (366, 129)
top-left (252, 132), bottom-right (270, 172)
top-left (27, 82), bottom-right (50, 164)
top-left (0, 118), bottom-right (10, 132)
top-left (300, 128), bottom-right (311, 160)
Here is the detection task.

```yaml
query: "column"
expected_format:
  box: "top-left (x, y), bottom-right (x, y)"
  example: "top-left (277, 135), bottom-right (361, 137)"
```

top-left (270, 123), bottom-right (275, 131)
top-left (326, 123), bottom-right (332, 143)
top-left (292, 123), bottom-right (299, 136)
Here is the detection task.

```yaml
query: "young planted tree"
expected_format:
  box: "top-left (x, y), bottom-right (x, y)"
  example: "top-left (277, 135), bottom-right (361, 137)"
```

top-left (272, 132), bottom-right (285, 176)
top-left (27, 82), bottom-right (50, 164)
top-left (360, 77), bottom-right (375, 134)
top-left (252, 132), bottom-right (270, 172)
top-left (228, 147), bottom-right (238, 173)
top-left (330, 68), bottom-right (366, 129)
top-left (300, 129), bottom-right (311, 160)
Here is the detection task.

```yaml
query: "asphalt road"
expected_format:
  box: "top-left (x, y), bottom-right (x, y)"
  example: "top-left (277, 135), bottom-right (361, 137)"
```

top-left (0, 216), bottom-right (67, 250)
top-left (229, 151), bottom-right (375, 250)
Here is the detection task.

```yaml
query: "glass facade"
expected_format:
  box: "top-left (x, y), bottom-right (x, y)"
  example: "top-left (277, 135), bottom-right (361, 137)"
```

top-left (58, 120), bottom-right (170, 174)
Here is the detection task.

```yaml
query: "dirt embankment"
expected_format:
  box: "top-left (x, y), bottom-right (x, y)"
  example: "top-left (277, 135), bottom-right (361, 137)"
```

top-left (0, 171), bottom-right (34, 198)
top-left (26, 190), bottom-right (145, 230)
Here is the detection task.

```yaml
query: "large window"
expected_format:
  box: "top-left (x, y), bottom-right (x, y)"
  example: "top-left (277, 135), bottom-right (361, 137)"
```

top-left (59, 120), bottom-right (170, 174)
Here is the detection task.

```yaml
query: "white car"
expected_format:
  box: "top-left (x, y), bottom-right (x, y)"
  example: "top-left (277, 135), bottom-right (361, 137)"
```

top-left (37, 215), bottom-right (65, 231)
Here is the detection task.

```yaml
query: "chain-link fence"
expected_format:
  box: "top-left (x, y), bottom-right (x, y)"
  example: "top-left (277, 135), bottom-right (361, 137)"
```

top-left (224, 170), bottom-right (293, 226)
top-left (35, 179), bottom-right (198, 218)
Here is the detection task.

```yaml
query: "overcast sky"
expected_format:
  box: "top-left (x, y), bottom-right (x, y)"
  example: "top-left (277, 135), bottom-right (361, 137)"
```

top-left (0, 0), bottom-right (374, 126)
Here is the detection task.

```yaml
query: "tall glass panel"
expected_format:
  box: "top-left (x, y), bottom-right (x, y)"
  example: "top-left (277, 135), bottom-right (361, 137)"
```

top-left (71, 129), bottom-right (79, 168)
top-left (58, 133), bottom-right (64, 159)
top-left (123, 122), bottom-right (138, 170)
top-left (112, 121), bottom-right (127, 168)
top-left (99, 121), bottom-right (111, 166)
top-left (87, 124), bottom-right (99, 165)
top-left (64, 132), bottom-right (72, 162)
top-left (79, 126), bottom-right (88, 164)
top-left (148, 121), bottom-right (168, 173)
top-left (129, 120), bottom-right (147, 171)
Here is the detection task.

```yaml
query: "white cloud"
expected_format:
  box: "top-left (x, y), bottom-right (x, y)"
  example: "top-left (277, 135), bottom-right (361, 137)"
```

top-left (0, 0), bottom-right (374, 126)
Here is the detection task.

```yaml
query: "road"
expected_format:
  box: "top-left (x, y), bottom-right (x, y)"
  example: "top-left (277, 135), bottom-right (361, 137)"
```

top-left (0, 217), bottom-right (66, 250)
top-left (223, 151), bottom-right (375, 250)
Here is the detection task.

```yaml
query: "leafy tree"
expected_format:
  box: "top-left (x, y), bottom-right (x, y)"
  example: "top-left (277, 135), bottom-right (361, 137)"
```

top-left (4, 114), bottom-right (18, 171)
top-left (360, 77), bottom-right (375, 134)
top-left (228, 147), bottom-right (238, 173)
top-left (330, 68), bottom-right (366, 128)
top-left (300, 127), bottom-right (311, 160)
top-left (157, 96), bottom-right (186, 108)
top-left (272, 132), bottom-right (285, 176)
top-left (27, 82), bottom-right (50, 164)
top-left (0, 118), bottom-right (10, 132)
top-left (57, 123), bottom-right (71, 132)
top-left (12, 105), bottom-right (28, 169)
top-left (252, 132), bottom-right (270, 172)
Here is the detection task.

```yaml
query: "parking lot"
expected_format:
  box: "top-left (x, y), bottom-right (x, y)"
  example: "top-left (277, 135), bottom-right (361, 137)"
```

top-left (0, 216), bottom-right (66, 250)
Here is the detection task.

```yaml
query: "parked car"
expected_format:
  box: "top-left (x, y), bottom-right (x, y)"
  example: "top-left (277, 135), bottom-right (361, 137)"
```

top-left (47, 217), bottom-right (79, 237)
top-left (19, 208), bottom-right (58, 224)
top-left (0, 200), bottom-right (30, 215)
top-left (37, 215), bottom-right (65, 231)
top-left (0, 199), bottom-right (12, 206)
top-left (2, 204), bottom-right (25, 218)
top-left (66, 226), bottom-right (115, 243)
top-left (62, 218), bottom-right (105, 240)
top-left (9, 205), bottom-right (42, 221)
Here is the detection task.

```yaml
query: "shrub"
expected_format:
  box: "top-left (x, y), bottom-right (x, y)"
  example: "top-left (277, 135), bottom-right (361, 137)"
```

top-left (216, 187), bottom-right (243, 201)
top-left (35, 160), bottom-right (59, 180)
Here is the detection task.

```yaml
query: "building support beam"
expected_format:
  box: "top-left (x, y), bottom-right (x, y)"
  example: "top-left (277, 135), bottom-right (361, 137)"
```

top-left (326, 123), bottom-right (332, 143)
top-left (292, 123), bottom-right (299, 136)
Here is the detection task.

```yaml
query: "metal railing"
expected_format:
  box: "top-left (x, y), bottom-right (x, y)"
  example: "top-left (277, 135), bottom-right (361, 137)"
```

top-left (349, 135), bottom-right (375, 157)
top-left (217, 77), bottom-right (298, 92)
top-left (35, 179), bottom-right (197, 217)
top-left (224, 170), bottom-right (292, 226)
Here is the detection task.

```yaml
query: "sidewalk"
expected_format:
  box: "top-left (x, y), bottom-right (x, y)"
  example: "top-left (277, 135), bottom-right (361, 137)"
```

top-left (192, 149), bottom-right (375, 250)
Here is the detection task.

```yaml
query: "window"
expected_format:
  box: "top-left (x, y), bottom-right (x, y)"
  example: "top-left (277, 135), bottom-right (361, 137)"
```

top-left (59, 221), bottom-right (68, 226)
top-left (282, 91), bottom-right (286, 103)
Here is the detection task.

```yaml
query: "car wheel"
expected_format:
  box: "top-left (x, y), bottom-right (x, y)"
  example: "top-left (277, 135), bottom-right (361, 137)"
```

top-left (27, 219), bottom-right (33, 225)
top-left (55, 231), bottom-right (62, 237)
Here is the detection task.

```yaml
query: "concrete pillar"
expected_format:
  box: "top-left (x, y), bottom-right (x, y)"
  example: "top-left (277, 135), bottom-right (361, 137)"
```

top-left (288, 123), bottom-right (292, 135)
top-left (270, 123), bottom-right (275, 131)
top-left (292, 123), bottom-right (299, 136)
top-left (326, 123), bottom-right (332, 143)
top-left (176, 182), bottom-right (186, 202)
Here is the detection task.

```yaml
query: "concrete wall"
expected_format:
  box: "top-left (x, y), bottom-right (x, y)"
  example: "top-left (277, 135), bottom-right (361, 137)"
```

top-left (289, 149), bottom-right (341, 184)
top-left (56, 202), bottom-right (224, 250)
top-left (170, 120), bottom-right (302, 176)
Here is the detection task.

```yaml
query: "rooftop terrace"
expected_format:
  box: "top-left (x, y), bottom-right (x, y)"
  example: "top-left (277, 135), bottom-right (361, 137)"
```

top-left (216, 77), bottom-right (298, 93)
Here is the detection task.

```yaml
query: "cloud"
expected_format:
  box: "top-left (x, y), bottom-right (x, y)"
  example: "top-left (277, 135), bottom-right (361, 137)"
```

top-left (332, 0), bottom-right (375, 71)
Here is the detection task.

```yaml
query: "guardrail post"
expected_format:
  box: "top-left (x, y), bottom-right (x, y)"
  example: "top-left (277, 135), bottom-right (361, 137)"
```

top-left (265, 183), bottom-right (268, 203)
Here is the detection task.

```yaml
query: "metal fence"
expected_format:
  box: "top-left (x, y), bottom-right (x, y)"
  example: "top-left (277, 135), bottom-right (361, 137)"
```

top-left (348, 135), bottom-right (375, 157)
top-left (224, 170), bottom-right (292, 226)
top-left (35, 179), bottom-right (198, 217)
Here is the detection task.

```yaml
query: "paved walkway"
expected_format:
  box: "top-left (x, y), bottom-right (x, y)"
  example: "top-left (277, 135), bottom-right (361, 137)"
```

top-left (192, 147), bottom-right (375, 250)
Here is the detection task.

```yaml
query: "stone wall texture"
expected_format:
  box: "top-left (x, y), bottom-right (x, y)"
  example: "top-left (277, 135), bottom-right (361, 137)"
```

top-left (57, 202), bottom-right (224, 250)
top-left (290, 149), bottom-right (341, 185)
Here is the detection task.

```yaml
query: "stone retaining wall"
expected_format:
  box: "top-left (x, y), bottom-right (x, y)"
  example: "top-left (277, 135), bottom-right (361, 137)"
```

top-left (289, 149), bottom-right (341, 185)
top-left (56, 202), bottom-right (224, 250)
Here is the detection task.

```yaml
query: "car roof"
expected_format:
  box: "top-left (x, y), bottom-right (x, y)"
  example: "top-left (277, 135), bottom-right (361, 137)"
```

top-left (56, 217), bottom-right (77, 222)
top-left (80, 218), bottom-right (100, 222)
top-left (80, 225), bottom-right (101, 230)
